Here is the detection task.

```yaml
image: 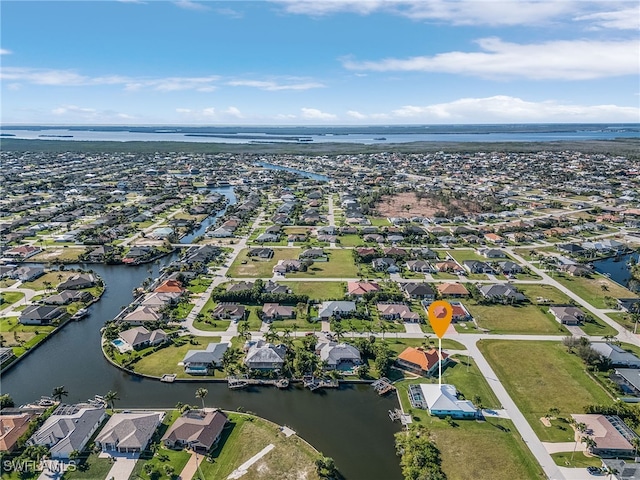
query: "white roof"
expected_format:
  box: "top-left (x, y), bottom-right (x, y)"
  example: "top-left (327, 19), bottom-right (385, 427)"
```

top-left (419, 384), bottom-right (477, 414)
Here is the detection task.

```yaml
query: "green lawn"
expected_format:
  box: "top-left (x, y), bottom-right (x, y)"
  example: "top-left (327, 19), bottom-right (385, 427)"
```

top-left (0, 317), bottom-right (55, 353)
top-left (337, 234), bottom-right (365, 247)
top-left (187, 277), bottom-right (213, 294)
top-left (551, 451), bottom-right (602, 468)
top-left (1, 291), bottom-right (24, 306)
top-left (228, 248), bottom-right (301, 278)
top-left (579, 317), bottom-right (618, 337)
top-left (446, 250), bottom-right (488, 263)
top-left (21, 271), bottom-right (75, 290)
top-left (130, 336), bottom-right (222, 378)
top-left (367, 217), bottom-right (390, 226)
top-left (554, 273), bottom-right (637, 309)
top-left (286, 250), bottom-right (358, 278)
top-left (478, 340), bottom-right (613, 442)
top-left (130, 446), bottom-right (191, 480)
top-left (30, 248), bottom-right (85, 263)
top-left (384, 337), bottom-right (466, 353)
top-left (62, 453), bottom-right (113, 480)
top-left (518, 284), bottom-right (573, 304)
top-left (199, 413), bottom-right (321, 480)
top-left (193, 317), bottom-right (231, 331)
top-left (608, 312), bottom-right (639, 332)
top-left (280, 281), bottom-right (346, 301)
top-left (467, 303), bottom-right (567, 335)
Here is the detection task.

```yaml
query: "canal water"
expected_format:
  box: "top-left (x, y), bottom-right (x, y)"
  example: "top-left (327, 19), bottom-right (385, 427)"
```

top-left (593, 252), bottom-right (640, 293)
top-left (3, 254), bottom-right (402, 479)
top-left (179, 186), bottom-right (237, 244)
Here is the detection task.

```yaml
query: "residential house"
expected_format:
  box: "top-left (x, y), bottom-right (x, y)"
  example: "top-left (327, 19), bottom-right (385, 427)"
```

top-left (617, 298), bottom-right (640, 313)
top-left (19, 305), bottom-right (65, 325)
top-left (601, 460), bottom-right (640, 480)
top-left (272, 259), bottom-right (302, 275)
top-left (27, 405), bottom-right (106, 459)
top-left (12, 266), bottom-right (44, 282)
top-left (226, 281), bottom-right (254, 293)
top-left (372, 258), bottom-right (400, 273)
top-left (121, 305), bottom-right (164, 325)
top-left (211, 303), bottom-right (245, 322)
top-left (499, 261), bottom-right (523, 275)
top-left (591, 343), bottom-right (640, 367)
top-left (478, 248), bottom-right (506, 259)
top-left (154, 279), bottom-right (185, 294)
top-left (570, 414), bottom-right (637, 458)
top-left (255, 233), bottom-right (279, 243)
top-left (140, 291), bottom-right (181, 308)
top-left (478, 284), bottom-right (526, 303)
top-left (409, 384), bottom-right (477, 419)
top-left (183, 343), bottom-right (229, 374)
top-left (300, 248), bottom-right (327, 261)
top-left (0, 347), bottom-right (15, 365)
top-left (95, 412), bottom-right (164, 453)
top-left (261, 303), bottom-right (296, 322)
top-left (263, 281), bottom-right (291, 295)
top-left (436, 283), bottom-right (470, 298)
top-left (57, 273), bottom-right (97, 291)
top-left (347, 281), bottom-right (380, 297)
top-left (43, 290), bottom-right (93, 305)
top-left (316, 341), bottom-right (362, 370)
top-left (162, 410), bottom-right (228, 452)
top-left (377, 303), bottom-right (421, 322)
top-left (434, 261), bottom-right (464, 274)
top-left (244, 340), bottom-right (287, 370)
top-left (318, 301), bottom-right (357, 321)
top-left (0, 413), bottom-right (33, 452)
top-left (402, 283), bottom-right (435, 301)
top-left (208, 227), bottom-right (234, 238)
top-left (118, 326), bottom-right (168, 350)
top-left (364, 234), bottom-right (385, 243)
top-left (405, 260), bottom-right (433, 273)
top-left (4, 245), bottom-right (42, 259)
top-left (549, 306), bottom-right (586, 325)
top-left (462, 260), bottom-right (494, 274)
top-left (396, 347), bottom-right (451, 376)
top-left (559, 264), bottom-right (591, 277)
top-left (247, 248), bottom-right (274, 260)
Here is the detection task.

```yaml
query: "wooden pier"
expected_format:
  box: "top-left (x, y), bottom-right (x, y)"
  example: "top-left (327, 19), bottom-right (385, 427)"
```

top-left (227, 376), bottom-right (290, 389)
top-left (303, 376), bottom-right (339, 391)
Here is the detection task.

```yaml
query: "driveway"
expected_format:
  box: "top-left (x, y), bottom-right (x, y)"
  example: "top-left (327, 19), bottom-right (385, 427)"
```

top-left (101, 452), bottom-right (140, 480)
top-left (404, 323), bottom-right (423, 334)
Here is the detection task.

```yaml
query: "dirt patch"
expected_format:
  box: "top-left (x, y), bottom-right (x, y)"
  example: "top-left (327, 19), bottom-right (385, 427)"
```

top-left (375, 192), bottom-right (489, 218)
top-left (540, 417), bottom-right (552, 427)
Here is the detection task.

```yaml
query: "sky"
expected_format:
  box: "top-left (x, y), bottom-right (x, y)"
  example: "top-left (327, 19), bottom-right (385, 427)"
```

top-left (1, 0), bottom-right (639, 125)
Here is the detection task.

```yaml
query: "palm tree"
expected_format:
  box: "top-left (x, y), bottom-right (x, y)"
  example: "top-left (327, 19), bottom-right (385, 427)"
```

top-left (195, 388), bottom-right (208, 410)
top-left (571, 422), bottom-right (587, 461)
top-left (51, 385), bottom-right (68, 402)
top-left (379, 322), bottom-right (389, 340)
top-left (582, 436), bottom-right (597, 454)
top-left (104, 390), bottom-right (119, 409)
top-left (332, 322), bottom-right (345, 342)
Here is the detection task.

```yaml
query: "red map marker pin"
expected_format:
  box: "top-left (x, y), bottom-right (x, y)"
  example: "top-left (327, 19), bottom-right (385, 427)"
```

top-left (428, 300), bottom-right (453, 339)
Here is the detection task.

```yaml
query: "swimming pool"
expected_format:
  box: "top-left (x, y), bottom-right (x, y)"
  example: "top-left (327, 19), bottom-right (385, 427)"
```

top-left (111, 339), bottom-right (125, 347)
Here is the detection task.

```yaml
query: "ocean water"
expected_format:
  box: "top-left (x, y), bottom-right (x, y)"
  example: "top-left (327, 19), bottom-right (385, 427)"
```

top-left (1, 123), bottom-right (638, 144)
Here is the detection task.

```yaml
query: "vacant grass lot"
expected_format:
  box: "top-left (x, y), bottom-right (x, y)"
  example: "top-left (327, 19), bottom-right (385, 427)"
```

top-left (554, 273), bottom-right (637, 308)
top-left (518, 284), bottom-right (573, 304)
top-left (21, 271), bottom-right (75, 290)
top-left (551, 451), bottom-right (602, 468)
top-left (467, 303), bottom-right (566, 335)
top-left (446, 250), bottom-right (491, 263)
top-left (131, 335), bottom-right (222, 378)
top-left (337, 234), bottom-right (365, 247)
top-left (62, 453), bottom-right (113, 480)
top-left (287, 249), bottom-right (358, 278)
top-left (1, 291), bottom-right (24, 306)
top-left (280, 281), bottom-right (346, 300)
top-left (200, 413), bottom-right (321, 480)
top-left (30, 248), bottom-right (85, 263)
top-left (228, 248), bottom-right (301, 277)
top-left (478, 340), bottom-right (613, 442)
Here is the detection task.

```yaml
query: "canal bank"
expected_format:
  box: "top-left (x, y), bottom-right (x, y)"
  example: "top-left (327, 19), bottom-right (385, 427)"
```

top-left (1, 255), bottom-right (403, 480)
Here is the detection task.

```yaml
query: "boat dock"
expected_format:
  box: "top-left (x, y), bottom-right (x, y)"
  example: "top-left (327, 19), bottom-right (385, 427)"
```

top-left (372, 377), bottom-right (396, 396)
top-left (160, 374), bottom-right (176, 383)
top-left (303, 376), bottom-right (339, 391)
top-left (227, 376), bottom-right (289, 389)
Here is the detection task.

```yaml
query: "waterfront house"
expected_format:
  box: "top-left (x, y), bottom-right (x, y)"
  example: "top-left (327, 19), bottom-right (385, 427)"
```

top-left (318, 301), bottom-right (356, 321)
top-left (12, 266), bottom-right (44, 282)
top-left (182, 342), bottom-right (228, 374)
top-left (118, 326), bottom-right (168, 350)
top-left (43, 290), bottom-right (93, 305)
top-left (154, 279), bottom-right (185, 294)
top-left (121, 305), bottom-right (164, 325)
top-left (244, 340), bottom-right (286, 370)
top-left (0, 413), bottom-right (33, 452)
top-left (57, 273), bottom-right (97, 291)
top-left (4, 245), bottom-right (42, 259)
top-left (19, 305), bottom-right (65, 325)
top-left (27, 405), bottom-right (106, 459)
top-left (316, 341), bottom-right (362, 370)
top-left (408, 384), bottom-right (477, 419)
top-left (0, 347), bottom-right (15, 365)
top-left (162, 410), bottom-right (228, 453)
top-left (95, 411), bottom-right (164, 453)
top-left (396, 347), bottom-right (451, 377)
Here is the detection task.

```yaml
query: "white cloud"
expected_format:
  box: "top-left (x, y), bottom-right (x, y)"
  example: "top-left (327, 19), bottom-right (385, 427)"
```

top-left (174, 0), bottom-right (209, 11)
top-left (51, 104), bottom-right (136, 121)
top-left (274, 0), bottom-right (574, 26)
top-left (389, 95), bottom-right (640, 122)
top-left (224, 106), bottom-right (243, 118)
top-left (574, 6), bottom-right (640, 30)
top-left (227, 79), bottom-right (325, 91)
top-left (0, 49), bottom-right (12, 55)
top-left (216, 7), bottom-right (244, 19)
top-left (347, 110), bottom-right (367, 119)
top-left (342, 37), bottom-right (639, 80)
top-left (301, 107), bottom-right (337, 120)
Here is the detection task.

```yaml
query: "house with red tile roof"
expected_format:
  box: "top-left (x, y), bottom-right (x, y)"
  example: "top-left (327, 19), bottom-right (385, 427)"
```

top-left (436, 283), bottom-right (470, 297)
top-left (347, 281), bottom-right (380, 297)
top-left (154, 279), bottom-right (185, 293)
top-left (396, 347), bottom-right (451, 377)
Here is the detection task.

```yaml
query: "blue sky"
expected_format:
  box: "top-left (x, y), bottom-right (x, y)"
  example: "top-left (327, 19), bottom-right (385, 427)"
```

top-left (1, 0), bottom-right (639, 125)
